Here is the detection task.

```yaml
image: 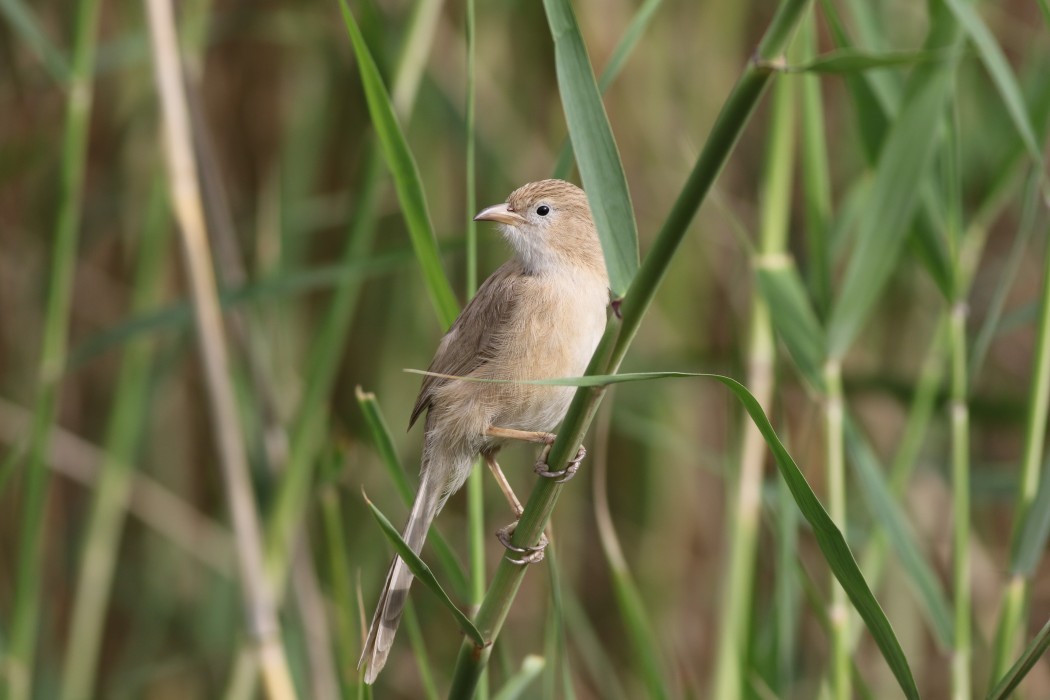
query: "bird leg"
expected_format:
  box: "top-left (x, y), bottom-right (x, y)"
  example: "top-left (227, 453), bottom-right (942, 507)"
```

top-left (483, 451), bottom-right (548, 565)
top-left (483, 451), bottom-right (524, 516)
top-left (484, 425), bottom-right (585, 482)
top-left (484, 426), bottom-right (555, 445)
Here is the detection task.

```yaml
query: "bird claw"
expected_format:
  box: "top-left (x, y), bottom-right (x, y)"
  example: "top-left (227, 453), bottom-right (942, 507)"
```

top-left (496, 522), bottom-right (548, 565)
top-left (534, 445), bottom-right (586, 483)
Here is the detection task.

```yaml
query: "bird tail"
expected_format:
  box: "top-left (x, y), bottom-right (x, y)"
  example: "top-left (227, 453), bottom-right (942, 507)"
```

top-left (358, 472), bottom-right (442, 684)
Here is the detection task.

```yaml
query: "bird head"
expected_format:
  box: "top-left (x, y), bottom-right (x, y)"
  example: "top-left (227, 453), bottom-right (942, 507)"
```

top-left (474, 179), bottom-right (607, 279)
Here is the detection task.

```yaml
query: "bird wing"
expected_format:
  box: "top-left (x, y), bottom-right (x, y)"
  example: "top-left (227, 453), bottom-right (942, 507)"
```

top-left (408, 260), bottom-right (524, 429)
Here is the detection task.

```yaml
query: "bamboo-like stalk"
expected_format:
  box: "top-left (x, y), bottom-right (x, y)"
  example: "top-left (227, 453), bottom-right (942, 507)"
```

top-left (6, 0), bottom-right (103, 695)
top-left (59, 180), bottom-right (170, 700)
top-left (989, 211), bottom-right (1050, 686)
top-left (823, 359), bottom-right (850, 700)
top-left (949, 301), bottom-right (971, 700)
top-left (143, 0), bottom-right (296, 697)
top-left (463, 0), bottom-right (488, 696)
top-left (446, 1), bottom-right (813, 694)
top-left (711, 66), bottom-right (794, 700)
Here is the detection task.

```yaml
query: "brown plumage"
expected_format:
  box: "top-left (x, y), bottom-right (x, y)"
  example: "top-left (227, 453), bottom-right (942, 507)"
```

top-left (359, 179), bottom-right (610, 683)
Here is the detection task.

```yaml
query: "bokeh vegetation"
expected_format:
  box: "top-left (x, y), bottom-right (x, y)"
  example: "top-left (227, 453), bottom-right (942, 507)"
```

top-left (1, 0), bottom-right (1049, 698)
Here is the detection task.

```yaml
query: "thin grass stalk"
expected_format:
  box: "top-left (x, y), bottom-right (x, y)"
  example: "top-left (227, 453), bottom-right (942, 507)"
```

top-left (58, 180), bottom-right (169, 700)
top-left (447, 2), bottom-right (812, 695)
top-left (319, 484), bottom-right (357, 695)
top-left (5, 0), bottom-right (103, 693)
top-left (989, 198), bottom-right (1050, 689)
top-left (463, 1), bottom-right (488, 695)
top-left (944, 109), bottom-right (972, 700)
top-left (143, 0), bottom-right (296, 696)
top-left (949, 301), bottom-right (971, 700)
top-left (712, 65), bottom-right (794, 700)
top-left (823, 360), bottom-right (850, 700)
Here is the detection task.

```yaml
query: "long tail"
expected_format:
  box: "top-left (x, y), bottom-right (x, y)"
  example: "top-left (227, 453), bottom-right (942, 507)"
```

top-left (358, 473), bottom-right (441, 683)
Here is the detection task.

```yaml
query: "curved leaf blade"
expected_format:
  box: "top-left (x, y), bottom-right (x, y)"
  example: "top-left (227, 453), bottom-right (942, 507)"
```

top-left (362, 491), bottom-right (484, 646)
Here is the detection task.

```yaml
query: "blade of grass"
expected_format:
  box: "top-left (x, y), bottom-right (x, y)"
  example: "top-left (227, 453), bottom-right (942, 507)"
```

top-left (542, 0), bottom-right (639, 297)
top-left (336, 0), bottom-right (458, 329)
top-left (786, 47), bottom-right (954, 74)
top-left (550, 0), bottom-right (665, 181)
top-left (942, 0), bottom-right (1043, 164)
top-left (362, 492), bottom-right (484, 646)
top-left (987, 617), bottom-right (1050, 700)
top-left (355, 387), bottom-right (469, 599)
top-left (6, 0), bottom-right (103, 693)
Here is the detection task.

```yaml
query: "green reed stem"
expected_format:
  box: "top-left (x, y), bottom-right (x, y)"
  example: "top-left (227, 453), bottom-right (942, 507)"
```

top-left (6, 0), bottom-right (103, 694)
top-left (712, 63), bottom-right (794, 700)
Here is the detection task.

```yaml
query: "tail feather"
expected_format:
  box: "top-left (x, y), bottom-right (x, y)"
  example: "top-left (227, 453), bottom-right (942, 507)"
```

top-left (359, 476), bottom-right (440, 683)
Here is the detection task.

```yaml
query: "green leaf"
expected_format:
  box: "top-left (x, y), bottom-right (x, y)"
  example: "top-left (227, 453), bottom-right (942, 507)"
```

top-left (355, 388), bottom-right (470, 600)
top-left (755, 260), bottom-right (827, 389)
top-left (338, 0), bottom-right (459, 329)
top-left (542, 0), bottom-right (639, 297)
top-left (987, 617), bottom-right (1050, 700)
top-left (787, 48), bottom-right (953, 74)
top-left (827, 15), bottom-right (962, 356)
top-left (845, 419), bottom-right (954, 649)
top-left (362, 492), bottom-right (484, 647)
top-left (942, 0), bottom-right (1043, 164)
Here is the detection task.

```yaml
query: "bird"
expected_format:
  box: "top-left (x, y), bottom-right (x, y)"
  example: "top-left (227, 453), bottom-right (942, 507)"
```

top-left (358, 179), bottom-right (611, 683)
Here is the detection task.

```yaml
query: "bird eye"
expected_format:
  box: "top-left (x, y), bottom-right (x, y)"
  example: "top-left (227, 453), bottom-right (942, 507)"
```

top-left (536, 205), bottom-right (550, 216)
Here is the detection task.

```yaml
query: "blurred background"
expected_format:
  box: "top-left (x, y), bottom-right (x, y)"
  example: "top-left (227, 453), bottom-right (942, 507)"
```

top-left (1, 0), bottom-right (1050, 698)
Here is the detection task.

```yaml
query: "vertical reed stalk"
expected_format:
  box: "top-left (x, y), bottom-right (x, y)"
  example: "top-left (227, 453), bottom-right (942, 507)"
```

top-left (144, 0), bottom-right (296, 696)
top-left (711, 67), bottom-right (794, 700)
top-left (463, 2), bottom-right (487, 696)
top-left (6, 0), bottom-right (102, 695)
top-left (949, 301), bottom-right (971, 700)
top-left (990, 203), bottom-right (1050, 685)
top-left (823, 359), bottom-right (850, 700)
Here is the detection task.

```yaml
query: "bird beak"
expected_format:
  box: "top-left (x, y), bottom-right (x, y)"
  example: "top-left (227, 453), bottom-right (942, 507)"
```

top-left (474, 203), bottom-right (526, 227)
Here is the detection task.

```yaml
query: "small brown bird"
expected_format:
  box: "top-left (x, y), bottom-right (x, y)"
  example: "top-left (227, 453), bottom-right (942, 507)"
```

top-left (359, 179), bottom-right (610, 683)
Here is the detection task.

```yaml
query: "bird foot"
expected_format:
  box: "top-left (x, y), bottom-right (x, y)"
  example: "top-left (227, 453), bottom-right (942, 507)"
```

top-left (534, 445), bottom-right (586, 483)
top-left (496, 522), bottom-right (548, 565)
